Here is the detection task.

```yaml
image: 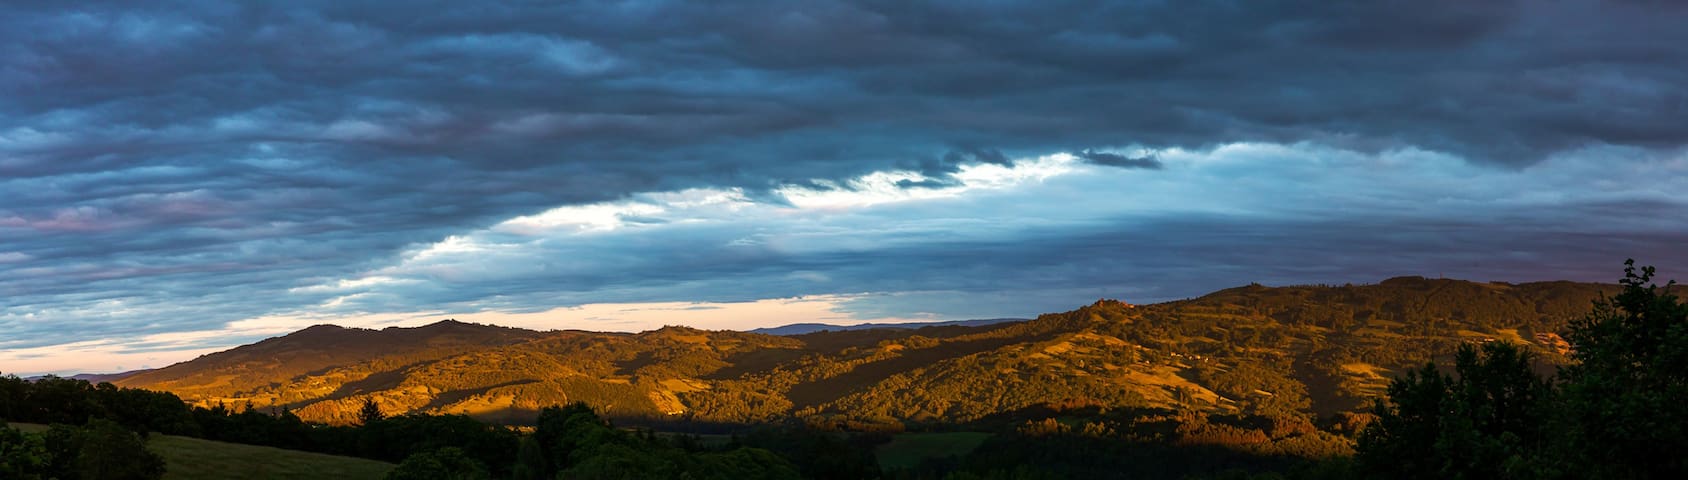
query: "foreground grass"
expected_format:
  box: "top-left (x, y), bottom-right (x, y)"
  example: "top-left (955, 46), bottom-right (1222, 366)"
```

top-left (10, 423), bottom-right (394, 480)
top-left (876, 432), bottom-right (993, 470)
top-left (150, 434), bottom-right (395, 480)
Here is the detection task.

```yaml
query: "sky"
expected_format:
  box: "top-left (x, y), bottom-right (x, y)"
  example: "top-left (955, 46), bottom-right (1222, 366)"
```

top-left (3, 0), bottom-right (1688, 376)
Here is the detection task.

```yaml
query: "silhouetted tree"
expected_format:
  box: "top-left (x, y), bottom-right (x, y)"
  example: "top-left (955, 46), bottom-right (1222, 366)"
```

top-left (1553, 260), bottom-right (1688, 478)
top-left (80, 419), bottom-right (167, 480)
top-left (358, 397), bottom-right (385, 426)
top-left (1357, 342), bottom-right (1550, 479)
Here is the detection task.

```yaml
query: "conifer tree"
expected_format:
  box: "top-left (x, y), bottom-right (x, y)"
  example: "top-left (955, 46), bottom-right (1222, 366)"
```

top-left (358, 398), bottom-right (385, 426)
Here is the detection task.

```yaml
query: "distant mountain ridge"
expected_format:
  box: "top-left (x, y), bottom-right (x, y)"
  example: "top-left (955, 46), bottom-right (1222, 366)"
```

top-left (747, 318), bottom-right (1027, 336)
top-left (116, 319), bottom-right (545, 403)
top-left (114, 277), bottom-right (1640, 426)
top-left (24, 370), bottom-right (151, 383)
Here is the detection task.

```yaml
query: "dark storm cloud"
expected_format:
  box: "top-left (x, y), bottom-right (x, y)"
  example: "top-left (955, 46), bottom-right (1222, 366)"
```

top-left (3, 0), bottom-right (1687, 361)
top-left (1076, 150), bottom-right (1162, 169)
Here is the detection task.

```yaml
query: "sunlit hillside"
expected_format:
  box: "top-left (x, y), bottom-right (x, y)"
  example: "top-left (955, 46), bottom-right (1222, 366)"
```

top-left (119, 278), bottom-right (1622, 427)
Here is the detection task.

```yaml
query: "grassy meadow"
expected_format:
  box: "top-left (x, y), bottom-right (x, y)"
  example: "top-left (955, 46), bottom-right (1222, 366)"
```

top-left (10, 423), bottom-right (394, 480)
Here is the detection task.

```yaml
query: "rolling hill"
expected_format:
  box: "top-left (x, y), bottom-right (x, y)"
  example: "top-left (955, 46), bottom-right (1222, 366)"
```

top-left (25, 370), bottom-right (150, 383)
top-left (115, 320), bottom-right (546, 413)
top-left (118, 277), bottom-right (1629, 426)
top-left (747, 318), bottom-right (1026, 336)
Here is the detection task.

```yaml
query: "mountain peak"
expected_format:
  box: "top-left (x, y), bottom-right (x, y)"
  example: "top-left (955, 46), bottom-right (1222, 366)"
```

top-left (289, 324), bottom-right (353, 338)
top-left (412, 319), bottom-right (470, 329)
top-left (1090, 298), bottom-right (1135, 308)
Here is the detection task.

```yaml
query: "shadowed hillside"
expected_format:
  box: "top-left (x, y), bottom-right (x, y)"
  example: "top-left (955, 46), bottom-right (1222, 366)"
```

top-left (118, 278), bottom-right (1631, 426)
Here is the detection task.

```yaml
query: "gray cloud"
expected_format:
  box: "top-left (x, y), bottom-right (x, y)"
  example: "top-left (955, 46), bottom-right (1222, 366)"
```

top-left (1076, 150), bottom-right (1162, 169)
top-left (3, 1), bottom-right (1687, 366)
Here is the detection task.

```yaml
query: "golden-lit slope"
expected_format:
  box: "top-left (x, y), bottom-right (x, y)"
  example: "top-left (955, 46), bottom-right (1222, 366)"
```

top-left (115, 320), bottom-right (546, 403)
top-left (122, 278), bottom-right (1629, 426)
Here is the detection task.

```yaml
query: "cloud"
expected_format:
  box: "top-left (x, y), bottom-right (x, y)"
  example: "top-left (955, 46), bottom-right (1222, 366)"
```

top-left (5, 142), bottom-right (1687, 374)
top-left (163, 144), bottom-right (1688, 329)
top-left (2, 1), bottom-right (1687, 373)
top-left (1076, 149), bottom-right (1162, 170)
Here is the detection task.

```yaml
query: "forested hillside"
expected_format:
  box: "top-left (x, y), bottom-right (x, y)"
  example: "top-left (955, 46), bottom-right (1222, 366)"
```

top-left (116, 320), bottom-right (545, 408)
top-left (114, 277), bottom-right (1624, 429)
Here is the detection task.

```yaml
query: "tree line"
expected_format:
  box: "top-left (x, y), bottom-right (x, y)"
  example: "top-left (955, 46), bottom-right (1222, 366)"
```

top-left (0, 374), bottom-right (865, 479)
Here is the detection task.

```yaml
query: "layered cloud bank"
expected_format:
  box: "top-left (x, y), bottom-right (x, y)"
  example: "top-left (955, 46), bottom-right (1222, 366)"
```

top-left (3, 1), bottom-right (1687, 374)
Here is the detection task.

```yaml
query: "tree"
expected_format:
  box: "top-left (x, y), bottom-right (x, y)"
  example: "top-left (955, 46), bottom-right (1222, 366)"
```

top-left (385, 447), bottom-right (490, 480)
top-left (693, 447), bottom-right (802, 480)
top-left (71, 419), bottom-right (167, 480)
top-left (1554, 259), bottom-right (1688, 478)
top-left (41, 424), bottom-right (84, 479)
top-left (0, 374), bottom-right (28, 420)
top-left (560, 442), bottom-right (676, 480)
top-left (534, 402), bottom-right (612, 474)
top-left (1357, 341), bottom-right (1551, 479)
top-left (358, 397), bottom-right (385, 426)
top-left (512, 436), bottom-right (545, 480)
top-left (0, 422), bottom-right (49, 480)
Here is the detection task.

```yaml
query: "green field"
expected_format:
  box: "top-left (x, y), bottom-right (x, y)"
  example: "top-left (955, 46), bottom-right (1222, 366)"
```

top-left (875, 432), bottom-right (993, 470)
top-left (8, 423), bottom-right (394, 480)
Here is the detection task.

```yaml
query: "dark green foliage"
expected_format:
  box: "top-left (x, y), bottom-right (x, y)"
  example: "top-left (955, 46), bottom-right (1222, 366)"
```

top-left (0, 376), bottom-right (197, 436)
top-left (0, 374), bottom-right (530, 476)
top-left (928, 432), bottom-right (1290, 479)
top-left (16, 376), bottom-right (103, 425)
top-left (0, 422), bottom-right (49, 480)
top-left (189, 401), bottom-right (341, 452)
top-left (692, 447), bottom-right (804, 480)
top-left (534, 402), bottom-right (613, 474)
top-left (385, 447), bottom-right (490, 480)
top-left (0, 375), bottom-right (24, 420)
top-left (735, 426), bottom-right (882, 480)
top-left (887, 407), bottom-right (1352, 479)
top-left (1355, 261), bottom-right (1688, 479)
top-left (532, 402), bottom-right (801, 480)
top-left (561, 442), bottom-right (678, 479)
top-left (512, 436), bottom-right (545, 480)
top-left (1356, 342), bottom-right (1550, 479)
top-left (9, 420), bottom-right (167, 480)
top-left (357, 413), bottom-right (520, 477)
top-left (71, 419), bottom-right (168, 480)
top-left (40, 423), bottom-right (84, 479)
top-left (1554, 260), bottom-right (1688, 478)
